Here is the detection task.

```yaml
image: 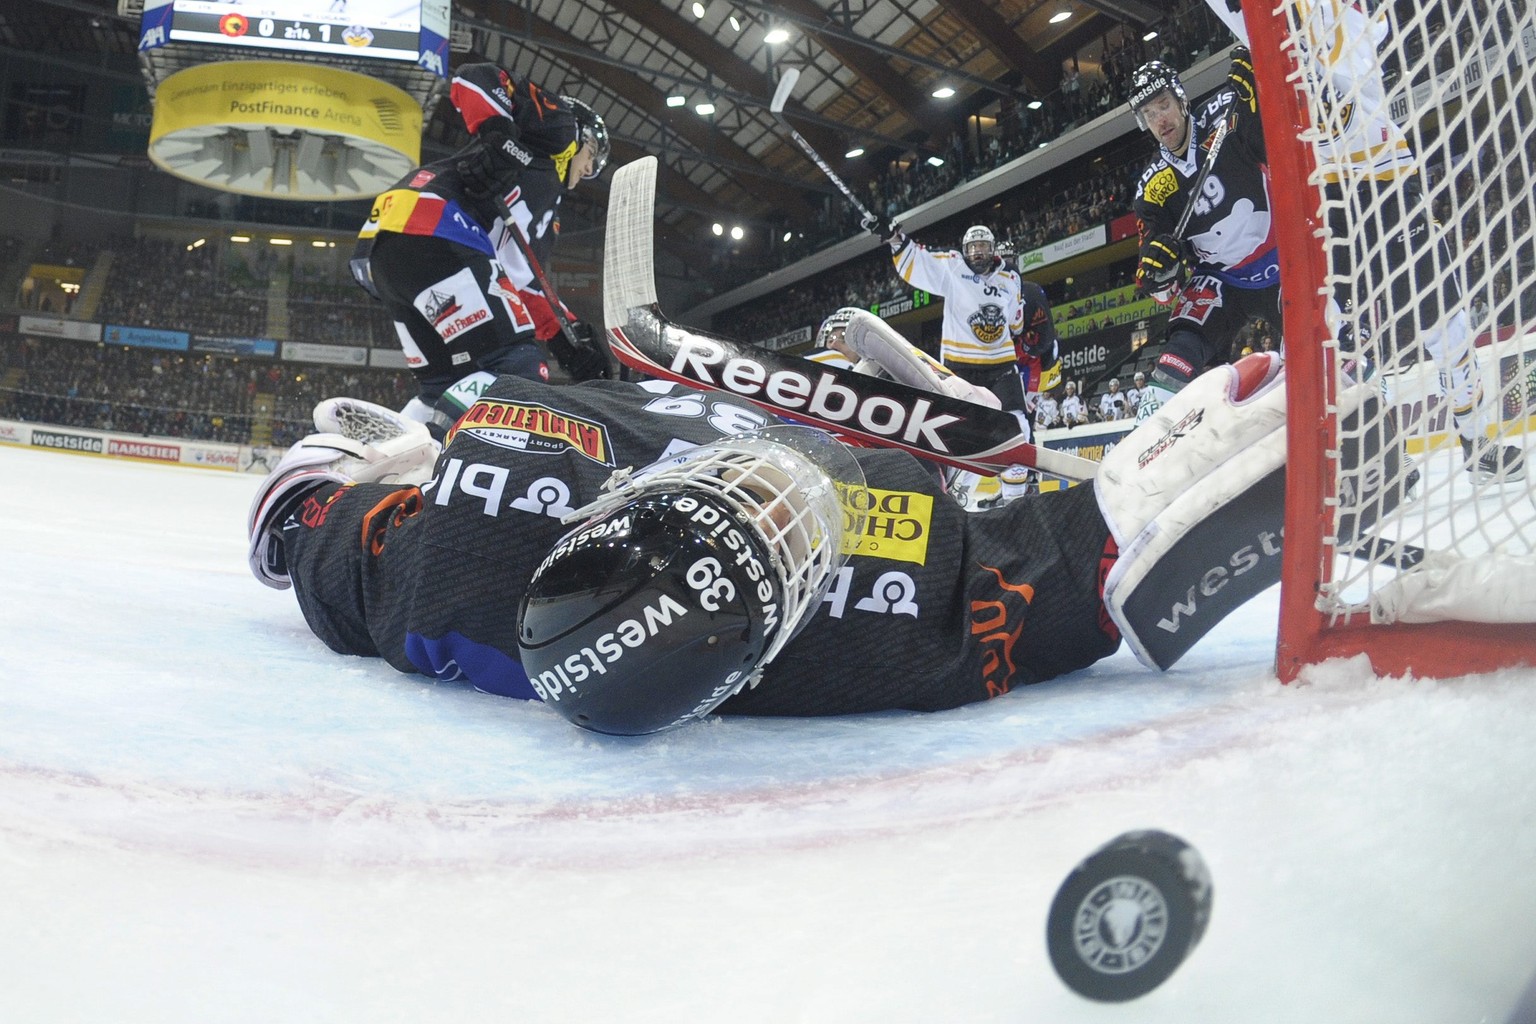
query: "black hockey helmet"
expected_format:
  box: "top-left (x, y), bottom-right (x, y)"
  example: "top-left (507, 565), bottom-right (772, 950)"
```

top-left (560, 96), bottom-right (610, 180)
top-left (1128, 61), bottom-right (1188, 131)
top-left (961, 225), bottom-right (996, 274)
top-left (518, 426), bottom-right (864, 735)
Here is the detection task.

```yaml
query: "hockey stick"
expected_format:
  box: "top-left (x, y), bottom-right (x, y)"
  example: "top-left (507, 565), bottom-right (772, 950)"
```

top-left (602, 156), bottom-right (1098, 481)
top-left (769, 68), bottom-right (882, 233)
top-left (494, 197), bottom-right (608, 373)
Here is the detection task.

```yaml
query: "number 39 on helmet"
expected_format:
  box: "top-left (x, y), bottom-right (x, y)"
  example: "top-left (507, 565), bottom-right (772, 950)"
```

top-left (517, 426), bottom-right (864, 735)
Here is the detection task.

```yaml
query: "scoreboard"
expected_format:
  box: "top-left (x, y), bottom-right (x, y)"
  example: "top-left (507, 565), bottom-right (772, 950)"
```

top-left (139, 0), bottom-right (449, 77)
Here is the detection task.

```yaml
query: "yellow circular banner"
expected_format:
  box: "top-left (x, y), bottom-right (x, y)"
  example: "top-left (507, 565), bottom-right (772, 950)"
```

top-left (148, 61), bottom-right (422, 200)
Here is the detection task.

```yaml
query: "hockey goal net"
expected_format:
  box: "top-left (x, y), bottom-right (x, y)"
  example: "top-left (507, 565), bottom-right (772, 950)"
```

top-left (1248, 0), bottom-right (1536, 679)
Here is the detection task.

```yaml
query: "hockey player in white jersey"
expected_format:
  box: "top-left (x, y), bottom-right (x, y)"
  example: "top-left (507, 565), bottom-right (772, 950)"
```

top-left (883, 224), bottom-right (1026, 390)
top-left (1207, 0), bottom-right (1524, 480)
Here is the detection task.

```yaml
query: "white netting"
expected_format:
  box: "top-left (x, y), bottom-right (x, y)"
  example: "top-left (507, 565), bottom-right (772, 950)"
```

top-left (1278, 0), bottom-right (1536, 625)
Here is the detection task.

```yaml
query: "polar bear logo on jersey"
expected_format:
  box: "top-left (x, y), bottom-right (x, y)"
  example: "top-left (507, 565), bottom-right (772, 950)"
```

top-left (1189, 197), bottom-right (1272, 269)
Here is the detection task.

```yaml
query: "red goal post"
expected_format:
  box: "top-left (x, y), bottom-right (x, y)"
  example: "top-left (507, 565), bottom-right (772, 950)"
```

top-left (1243, 0), bottom-right (1536, 680)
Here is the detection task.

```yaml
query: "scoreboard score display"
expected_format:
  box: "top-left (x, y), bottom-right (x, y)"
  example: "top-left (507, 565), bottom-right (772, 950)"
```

top-left (139, 0), bottom-right (450, 77)
top-left (167, 0), bottom-right (425, 65)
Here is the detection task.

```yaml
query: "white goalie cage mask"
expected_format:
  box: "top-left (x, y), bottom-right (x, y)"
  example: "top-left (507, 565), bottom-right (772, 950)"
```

top-left (564, 425), bottom-right (865, 667)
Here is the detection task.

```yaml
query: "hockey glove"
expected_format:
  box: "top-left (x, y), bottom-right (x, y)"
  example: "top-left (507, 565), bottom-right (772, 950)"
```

top-left (548, 321), bottom-right (611, 381)
top-left (871, 219), bottom-right (906, 252)
top-left (1137, 234), bottom-right (1185, 298)
top-left (457, 118), bottom-right (535, 198)
top-left (1228, 46), bottom-right (1258, 116)
top-left (247, 399), bottom-right (440, 590)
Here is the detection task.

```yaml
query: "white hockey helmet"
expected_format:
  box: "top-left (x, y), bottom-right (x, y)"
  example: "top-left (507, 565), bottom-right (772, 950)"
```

top-left (815, 306), bottom-right (862, 350)
top-left (961, 225), bottom-right (996, 273)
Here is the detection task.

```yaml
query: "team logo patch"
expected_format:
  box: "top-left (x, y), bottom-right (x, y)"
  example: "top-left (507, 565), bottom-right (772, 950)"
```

top-left (1143, 165), bottom-right (1179, 207)
top-left (414, 268), bottom-right (492, 343)
top-left (967, 303), bottom-right (1008, 345)
top-left (449, 400), bottom-right (614, 465)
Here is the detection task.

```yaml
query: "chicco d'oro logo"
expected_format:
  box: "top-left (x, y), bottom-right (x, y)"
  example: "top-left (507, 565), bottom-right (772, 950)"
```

top-left (450, 400), bottom-right (614, 465)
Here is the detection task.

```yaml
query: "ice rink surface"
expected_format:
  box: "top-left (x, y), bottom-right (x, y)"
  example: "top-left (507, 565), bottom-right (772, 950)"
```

top-left (3, 443), bottom-right (1536, 1023)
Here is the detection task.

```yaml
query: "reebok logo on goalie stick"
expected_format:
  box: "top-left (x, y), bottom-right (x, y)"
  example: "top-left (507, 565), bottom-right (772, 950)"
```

top-left (666, 336), bottom-right (963, 451)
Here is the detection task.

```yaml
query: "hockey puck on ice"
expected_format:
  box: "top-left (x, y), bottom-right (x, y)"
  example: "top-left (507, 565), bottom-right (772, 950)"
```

top-left (1045, 830), bottom-right (1213, 1002)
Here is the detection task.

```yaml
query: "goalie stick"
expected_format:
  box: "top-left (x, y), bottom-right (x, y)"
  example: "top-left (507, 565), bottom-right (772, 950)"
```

top-left (601, 156), bottom-right (1099, 482)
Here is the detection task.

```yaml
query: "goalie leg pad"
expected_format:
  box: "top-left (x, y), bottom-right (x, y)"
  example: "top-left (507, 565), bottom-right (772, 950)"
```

top-left (842, 310), bottom-right (1002, 409)
top-left (1097, 354), bottom-right (1286, 670)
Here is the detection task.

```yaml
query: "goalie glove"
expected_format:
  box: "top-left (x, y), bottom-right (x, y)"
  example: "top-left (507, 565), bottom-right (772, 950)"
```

top-left (247, 398), bottom-right (440, 590)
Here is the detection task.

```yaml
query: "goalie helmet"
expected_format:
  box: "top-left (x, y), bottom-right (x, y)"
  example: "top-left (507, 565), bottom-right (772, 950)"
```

top-left (1128, 61), bottom-right (1188, 131)
top-left (961, 225), bottom-right (996, 274)
top-left (561, 96), bottom-right (610, 180)
top-left (518, 426), bottom-right (864, 735)
top-left (815, 306), bottom-right (862, 350)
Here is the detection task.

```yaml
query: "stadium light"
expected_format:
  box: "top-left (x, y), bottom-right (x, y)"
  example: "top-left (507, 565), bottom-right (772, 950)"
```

top-left (1050, 10), bottom-right (1072, 23)
top-left (730, 226), bottom-right (744, 240)
top-left (696, 102), bottom-right (716, 116)
top-left (311, 240), bottom-right (328, 248)
top-left (230, 235), bottom-right (251, 243)
top-left (692, 3), bottom-right (705, 18)
top-left (729, 15), bottom-right (740, 30)
top-left (1143, 30), bottom-right (1159, 41)
top-left (667, 95), bottom-right (686, 107)
top-left (712, 223), bottom-right (724, 236)
top-left (926, 156), bottom-right (945, 167)
top-left (269, 238), bottom-right (293, 246)
top-left (932, 86), bottom-right (956, 99)
top-left (764, 27), bottom-right (789, 44)
top-left (783, 230), bottom-right (793, 242)
top-left (845, 147), bottom-right (865, 158)
top-left (1028, 100), bottom-right (1043, 110)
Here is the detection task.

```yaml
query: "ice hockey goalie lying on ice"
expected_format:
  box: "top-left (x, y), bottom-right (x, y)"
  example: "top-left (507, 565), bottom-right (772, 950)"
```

top-left (248, 352), bottom-right (1293, 735)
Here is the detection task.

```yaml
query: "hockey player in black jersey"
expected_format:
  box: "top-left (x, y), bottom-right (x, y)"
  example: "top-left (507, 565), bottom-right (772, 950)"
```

top-left (247, 340), bottom-right (1294, 735)
top-left (1130, 49), bottom-right (1280, 421)
top-left (350, 63), bottom-right (612, 427)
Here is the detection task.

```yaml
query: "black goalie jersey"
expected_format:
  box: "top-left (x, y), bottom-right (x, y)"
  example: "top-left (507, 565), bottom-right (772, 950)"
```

top-left (280, 375), bottom-right (1121, 717)
top-left (1133, 88), bottom-right (1278, 291)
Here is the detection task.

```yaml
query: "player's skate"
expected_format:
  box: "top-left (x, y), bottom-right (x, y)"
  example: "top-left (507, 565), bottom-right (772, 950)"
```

top-left (1462, 437), bottom-right (1527, 482)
